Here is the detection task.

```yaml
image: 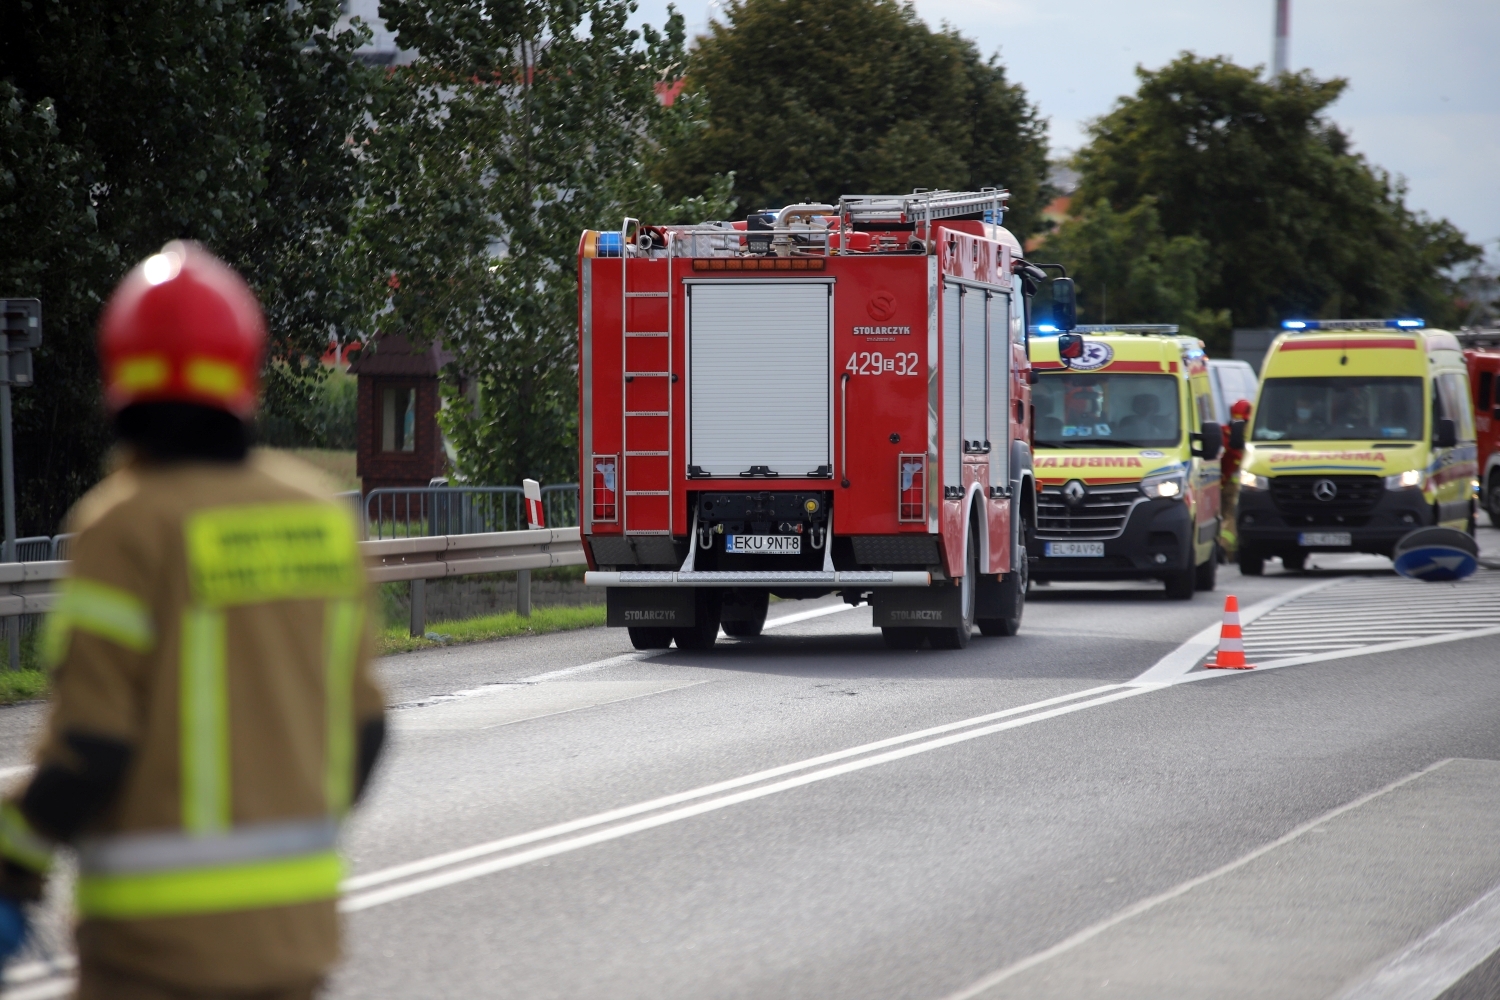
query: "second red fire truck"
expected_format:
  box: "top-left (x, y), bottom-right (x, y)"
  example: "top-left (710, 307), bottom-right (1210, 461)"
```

top-left (577, 190), bottom-right (1056, 651)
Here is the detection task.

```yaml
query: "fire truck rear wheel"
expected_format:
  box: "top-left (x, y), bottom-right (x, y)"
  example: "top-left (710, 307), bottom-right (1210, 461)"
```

top-left (978, 511), bottom-right (1028, 637)
top-left (628, 627), bottom-right (674, 650)
top-left (672, 590), bottom-right (723, 650)
top-left (930, 528), bottom-right (977, 649)
top-left (721, 590), bottom-right (769, 638)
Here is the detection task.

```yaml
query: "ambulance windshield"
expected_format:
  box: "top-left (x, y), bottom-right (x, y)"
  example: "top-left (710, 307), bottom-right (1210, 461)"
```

top-left (1033, 373), bottom-right (1181, 448)
top-left (1252, 377), bottom-right (1423, 442)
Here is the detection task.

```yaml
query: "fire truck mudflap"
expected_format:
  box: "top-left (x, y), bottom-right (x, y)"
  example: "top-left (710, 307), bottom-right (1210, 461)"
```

top-left (578, 190), bottom-right (1037, 651)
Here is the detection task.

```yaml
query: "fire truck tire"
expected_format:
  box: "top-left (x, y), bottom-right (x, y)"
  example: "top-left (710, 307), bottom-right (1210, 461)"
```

top-left (672, 590), bottom-right (723, 650)
top-left (978, 513), bottom-right (1028, 637)
top-left (721, 590), bottom-right (769, 638)
top-left (1194, 543), bottom-right (1218, 591)
top-left (930, 529), bottom-right (977, 649)
top-left (628, 627), bottom-right (674, 650)
top-left (882, 627), bottom-right (928, 650)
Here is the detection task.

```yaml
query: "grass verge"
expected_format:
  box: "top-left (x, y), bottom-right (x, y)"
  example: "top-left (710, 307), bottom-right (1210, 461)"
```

top-left (0, 669), bottom-right (49, 705)
top-left (379, 603), bottom-right (605, 656)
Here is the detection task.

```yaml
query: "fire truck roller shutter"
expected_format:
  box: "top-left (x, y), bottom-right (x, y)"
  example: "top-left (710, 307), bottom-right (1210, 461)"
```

top-left (962, 288), bottom-right (987, 452)
top-left (688, 281), bottom-right (832, 477)
top-left (942, 283), bottom-right (961, 488)
top-left (987, 292), bottom-right (1011, 487)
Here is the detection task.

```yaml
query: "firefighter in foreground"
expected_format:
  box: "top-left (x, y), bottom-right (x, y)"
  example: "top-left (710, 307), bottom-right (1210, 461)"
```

top-left (1219, 398), bottom-right (1253, 560)
top-left (0, 242), bottom-right (386, 997)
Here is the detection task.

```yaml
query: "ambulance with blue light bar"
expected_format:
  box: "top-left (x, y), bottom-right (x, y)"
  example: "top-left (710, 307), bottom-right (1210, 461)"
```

top-left (1026, 325), bottom-right (1225, 598)
top-left (576, 189), bottom-right (1043, 651)
top-left (1235, 318), bottom-right (1477, 574)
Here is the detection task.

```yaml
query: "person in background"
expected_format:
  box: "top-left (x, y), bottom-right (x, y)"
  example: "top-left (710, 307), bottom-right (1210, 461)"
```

top-left (1219, 398), bottom-right (1253, 560)
top-left (0, 242), bottom-right (385, 999)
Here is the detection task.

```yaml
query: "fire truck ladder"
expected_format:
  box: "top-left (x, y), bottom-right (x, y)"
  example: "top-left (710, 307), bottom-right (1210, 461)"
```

top-left (621, 222), bottom-right (673, 536)
top-left (838, 189), bottom-right (1009, 242)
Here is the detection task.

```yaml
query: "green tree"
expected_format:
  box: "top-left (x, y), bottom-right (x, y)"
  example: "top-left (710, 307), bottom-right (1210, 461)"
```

top-left (0, 0), bottom-right (379, 533)
top-left (363, 0), bottom-right (730, 487)
top-left (654, 0), bottom-right (1051, 237)
top-left (1069, 54), bottom-right (1479, 331)
top-left (1035, 197), bottom-right (1229, 345)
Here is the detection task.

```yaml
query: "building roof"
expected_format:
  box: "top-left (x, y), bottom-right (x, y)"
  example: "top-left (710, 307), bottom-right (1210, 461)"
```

top-left (346, 332), bottom-right (454, 377)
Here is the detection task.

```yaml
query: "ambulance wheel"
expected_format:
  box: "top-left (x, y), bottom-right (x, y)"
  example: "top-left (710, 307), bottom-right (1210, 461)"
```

top-left (930, 529), bottom-right (977, 649)
top-left (1281, 552), bottom-right (1307, 572)
top-left (1486, 474), bottom-right (1500, 527)
top-left (882, 627), bottom-right (928, 650)
top-left (628, 627), bottom-right (673, 650)
top-left (1194, 544), bottom-right (1218, 592)
top-left (1163, 556), bottom-right (1195, 600)
top-left (1238, 548), bottom-right (1264, 576)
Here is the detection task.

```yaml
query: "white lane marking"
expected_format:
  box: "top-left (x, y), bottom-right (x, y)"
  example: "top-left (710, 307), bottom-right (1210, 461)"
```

top-left (1251, 625), bottom-right (1500, 674)
top-left (1129, 578), bottom-right (1343, 684)
top-left (938, 759), bottom-right (1457, 1000)
top-left (3, 957), bottom-right (76, 986)
top-left (346, 682), bottom-right (1125, 892)
top-left (341, 685), bottom-right (1150, 911)
top-left (393, 680), bottom-right (708, 732)
top-left (516, 651), bottom-right (652, 684)
top-left (759, 602), bottom-right (858, 631)
top-left (1329, 875), bottom-right (1500, 1000)
top-left (0, 766), bottom-right (32, 782)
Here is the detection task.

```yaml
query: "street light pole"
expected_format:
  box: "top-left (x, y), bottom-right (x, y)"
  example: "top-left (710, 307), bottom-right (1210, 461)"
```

top-left (1273, 0), bottom-right (1290, 78)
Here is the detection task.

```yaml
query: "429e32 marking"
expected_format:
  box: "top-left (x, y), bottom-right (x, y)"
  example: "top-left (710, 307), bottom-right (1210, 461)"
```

top-left (846, 351), bottom-right (920, 376)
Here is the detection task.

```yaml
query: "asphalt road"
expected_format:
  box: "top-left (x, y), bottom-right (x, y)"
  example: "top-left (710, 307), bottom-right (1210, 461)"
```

top-left (6, 528), bottom-right (1500, 999)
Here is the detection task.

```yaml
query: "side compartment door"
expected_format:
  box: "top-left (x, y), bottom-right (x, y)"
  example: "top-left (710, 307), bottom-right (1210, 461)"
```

top-left (985, 291), bottom-right (1013, 573)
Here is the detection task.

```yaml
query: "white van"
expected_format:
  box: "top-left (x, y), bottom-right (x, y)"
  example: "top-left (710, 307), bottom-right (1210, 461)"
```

top-left (1208, 359), bottom-right (1258, 425)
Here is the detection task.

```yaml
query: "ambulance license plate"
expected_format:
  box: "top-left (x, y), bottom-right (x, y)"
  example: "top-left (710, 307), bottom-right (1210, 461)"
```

top-left (726, 534), bottom-right (801, 555)
top-left (1045, 542), bottom-right (1104, 557)
top-left (1299, 532), bottom-right (1351, 547)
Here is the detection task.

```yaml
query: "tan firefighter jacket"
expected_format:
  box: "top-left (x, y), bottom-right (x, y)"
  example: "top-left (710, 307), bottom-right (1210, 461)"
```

top-left (0, 451), bottom-right (384, 990)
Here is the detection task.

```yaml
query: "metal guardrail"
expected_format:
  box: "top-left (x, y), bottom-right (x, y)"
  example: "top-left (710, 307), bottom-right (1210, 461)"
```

top-left (363, 485), bottom-right (579, 539)
top-left (0, 529), bottom-right (588, 638)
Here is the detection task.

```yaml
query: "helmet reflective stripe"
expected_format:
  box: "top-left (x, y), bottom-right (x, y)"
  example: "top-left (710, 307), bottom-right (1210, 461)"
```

top-left (43, 578), bottom-right (155, 666)
top-left (112, 355), bottom-right (170, 393)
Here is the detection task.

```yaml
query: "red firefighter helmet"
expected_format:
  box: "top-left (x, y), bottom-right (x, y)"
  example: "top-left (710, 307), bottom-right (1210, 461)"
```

top-left (98, 241), bottom-right (266, 418)
top-left (1230, 398), bottom-right (1253, 419)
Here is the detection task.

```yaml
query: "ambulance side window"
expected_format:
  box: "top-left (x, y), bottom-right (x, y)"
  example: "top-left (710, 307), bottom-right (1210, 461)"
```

top-left (1436, 373), bottom-right (1475, 442)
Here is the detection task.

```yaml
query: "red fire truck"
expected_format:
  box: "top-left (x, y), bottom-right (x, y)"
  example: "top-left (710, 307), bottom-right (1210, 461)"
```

top-left (576, 190), bottom-right (1046, 651)
top-left (1463, 333), bottom-right (1500, 523)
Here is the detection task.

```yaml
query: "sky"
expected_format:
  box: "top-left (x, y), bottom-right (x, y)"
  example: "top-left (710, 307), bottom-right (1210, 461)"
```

top-left (627, 0), bottom-right (1500, 265)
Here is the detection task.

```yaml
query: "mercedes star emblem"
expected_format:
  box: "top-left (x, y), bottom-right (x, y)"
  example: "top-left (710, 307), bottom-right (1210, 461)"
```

top-left (1312, 479), bottom-right (1338, 502)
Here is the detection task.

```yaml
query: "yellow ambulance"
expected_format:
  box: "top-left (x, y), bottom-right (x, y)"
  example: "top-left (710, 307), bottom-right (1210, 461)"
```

top-left (1027, 326), bottom-right (1224, 599)
top-left (1236, 319), bottom-right (1478, 574)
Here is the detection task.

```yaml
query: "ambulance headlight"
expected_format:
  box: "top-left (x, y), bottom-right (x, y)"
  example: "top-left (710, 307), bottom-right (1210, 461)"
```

top-left (1239, 470), bottom-right (1269, 490)
top-left (1142, 471), bottom-right (1186, 499)
top-left (1384, 469), bottom-right (1422, 490)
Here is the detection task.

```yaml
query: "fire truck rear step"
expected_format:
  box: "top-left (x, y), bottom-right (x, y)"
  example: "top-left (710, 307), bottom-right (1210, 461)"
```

top-left (588, 571), bottom-right (931, 587)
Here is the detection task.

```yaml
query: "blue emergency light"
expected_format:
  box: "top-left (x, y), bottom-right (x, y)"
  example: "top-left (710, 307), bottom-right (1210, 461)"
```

top-left (1281, 318), bottom-right (1425, 331)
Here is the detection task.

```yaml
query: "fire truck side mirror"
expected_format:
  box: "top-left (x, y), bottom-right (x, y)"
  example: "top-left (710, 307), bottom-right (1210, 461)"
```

top-left (1057, 333), bottom-right (1084, 360)
top-left (1050, 277), bottom-right (1077, 332)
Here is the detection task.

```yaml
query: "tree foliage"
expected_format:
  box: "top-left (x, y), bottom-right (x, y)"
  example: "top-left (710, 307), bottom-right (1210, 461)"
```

top-left (654, 0), bottom-right (1051, 237)
top-left (363, 0), bottom-right (730, 487)
top-left (1050, 54), bottom-right (1479, 340)
top-left (0, 0), bottom-right (379, 533)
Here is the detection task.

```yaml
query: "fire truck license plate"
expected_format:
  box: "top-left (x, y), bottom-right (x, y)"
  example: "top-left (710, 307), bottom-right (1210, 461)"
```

top-left (1045, 542), bottom-right (1104, 557)
top-left (1299, 532), bottom-right (1351, 547)
top-left (726, 534), bottom-right (801, 555)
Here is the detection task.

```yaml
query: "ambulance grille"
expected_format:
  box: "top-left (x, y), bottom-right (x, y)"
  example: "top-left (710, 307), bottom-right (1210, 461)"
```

top-left (1035, 483), bottom-right (1143, 540)
top-left (1269, 475), bottom-right (1384, 521)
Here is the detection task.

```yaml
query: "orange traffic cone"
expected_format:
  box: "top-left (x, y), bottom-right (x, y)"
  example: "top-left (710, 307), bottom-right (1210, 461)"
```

top-left (1205, 595), bottom-right (1254, 670)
